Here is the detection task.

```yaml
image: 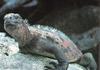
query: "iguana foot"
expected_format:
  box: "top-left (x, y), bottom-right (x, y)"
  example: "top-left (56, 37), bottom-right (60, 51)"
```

top-left (79, 53), bottom-right (97, 70)
top-left (45, 61), bottom-right (68, 70)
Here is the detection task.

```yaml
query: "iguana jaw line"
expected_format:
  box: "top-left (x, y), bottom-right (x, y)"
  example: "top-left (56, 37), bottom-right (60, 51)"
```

top-left (15, 24), bottom-right (32, 46)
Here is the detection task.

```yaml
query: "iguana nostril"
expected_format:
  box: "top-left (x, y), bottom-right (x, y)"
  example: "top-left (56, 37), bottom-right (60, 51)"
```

top-left (4, 53), bottom-right (9, 56)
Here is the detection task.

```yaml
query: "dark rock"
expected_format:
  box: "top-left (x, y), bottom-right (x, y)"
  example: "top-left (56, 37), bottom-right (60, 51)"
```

top-left (38, 6), bottom-right (100, 34)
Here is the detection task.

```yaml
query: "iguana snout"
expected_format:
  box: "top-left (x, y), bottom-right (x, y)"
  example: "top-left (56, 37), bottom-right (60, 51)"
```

top-left (4, 13), bottom-right (22, 20)
top-left (4, 13), bottom-right (22, 25)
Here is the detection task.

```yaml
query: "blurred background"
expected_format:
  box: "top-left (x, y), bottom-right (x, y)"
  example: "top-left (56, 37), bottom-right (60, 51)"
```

top-left (0, 0), bottom-right (100, 70)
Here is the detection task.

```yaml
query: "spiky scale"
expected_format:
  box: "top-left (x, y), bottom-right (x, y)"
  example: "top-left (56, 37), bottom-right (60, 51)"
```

top-left (28, 24), bottom-right (83, 62)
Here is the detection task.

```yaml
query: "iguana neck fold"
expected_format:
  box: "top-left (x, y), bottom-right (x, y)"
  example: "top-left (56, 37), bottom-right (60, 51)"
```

top-left (14, 23), bottom-right (33, 47)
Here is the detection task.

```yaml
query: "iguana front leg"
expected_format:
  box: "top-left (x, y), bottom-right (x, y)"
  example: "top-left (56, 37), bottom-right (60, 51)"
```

top-left (78, 53), bottom-right (97, 70)
top-left (37, 38), bottom-right (69, 70)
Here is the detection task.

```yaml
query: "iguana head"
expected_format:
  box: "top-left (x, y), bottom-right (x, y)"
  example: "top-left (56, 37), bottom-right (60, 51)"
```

top-left (4, 13), bottom-right (31, 46)
top-left (4, 13), bottom-right (23, 31)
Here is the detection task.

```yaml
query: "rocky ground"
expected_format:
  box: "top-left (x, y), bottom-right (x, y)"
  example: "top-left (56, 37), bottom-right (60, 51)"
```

top-left (0, 32), bottom-right (86, 70)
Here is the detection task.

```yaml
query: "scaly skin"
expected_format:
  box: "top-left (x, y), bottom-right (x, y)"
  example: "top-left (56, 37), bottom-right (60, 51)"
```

top-left (4, 13), bottom-right (97, 70)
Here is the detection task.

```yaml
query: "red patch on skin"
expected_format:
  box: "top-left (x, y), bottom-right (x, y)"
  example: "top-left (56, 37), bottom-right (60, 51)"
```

top-left (63, 40), bottom-right (71, 48)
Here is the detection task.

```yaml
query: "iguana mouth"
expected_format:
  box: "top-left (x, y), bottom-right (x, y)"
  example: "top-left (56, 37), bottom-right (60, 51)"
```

top-left (5, 23), bottom-right (16, 28)
top-left (4, 20), bottom-right (17, 30)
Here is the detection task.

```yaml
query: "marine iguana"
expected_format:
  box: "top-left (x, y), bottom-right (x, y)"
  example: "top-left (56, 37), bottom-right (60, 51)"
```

top-left (4, 13), bottom-right (97, 70)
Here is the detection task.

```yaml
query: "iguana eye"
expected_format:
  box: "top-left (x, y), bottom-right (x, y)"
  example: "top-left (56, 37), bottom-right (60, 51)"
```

top-left (8, 16), bottom-right (14, 20)
top-left (14, 16), bottom-right (19, 19)
top-left (9, 16), bottom-right (12, 19)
